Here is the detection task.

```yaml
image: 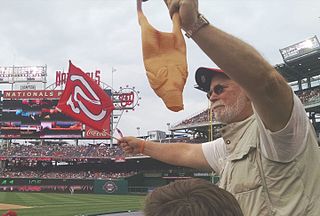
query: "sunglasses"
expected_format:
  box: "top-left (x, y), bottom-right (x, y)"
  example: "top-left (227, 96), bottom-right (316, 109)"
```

top-left (206, 84), bottom-right (225, 99)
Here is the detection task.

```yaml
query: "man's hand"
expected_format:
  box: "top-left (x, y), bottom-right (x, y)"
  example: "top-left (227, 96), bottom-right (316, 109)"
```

top-left (118, 136), bottom-right (145, 154)
top-left (164, 0), bottom-right (199, 32)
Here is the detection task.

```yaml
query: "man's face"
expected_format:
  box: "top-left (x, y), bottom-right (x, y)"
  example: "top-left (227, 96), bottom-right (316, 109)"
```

top-left (207, 74), bottom-right (252, 124)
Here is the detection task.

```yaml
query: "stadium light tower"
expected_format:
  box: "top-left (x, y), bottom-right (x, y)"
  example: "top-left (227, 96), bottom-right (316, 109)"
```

top-left (167, 122), bottom-right (174, 138)
top-left (166, 122), bottom-right (170, 130)
top-left (136, 127), bottom-right (141, 137)
top-left (111, 67), bottom-right (116, 89)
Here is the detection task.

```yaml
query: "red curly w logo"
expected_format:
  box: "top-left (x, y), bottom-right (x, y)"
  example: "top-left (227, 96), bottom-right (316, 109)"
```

top-left (57, 61), bottom-right (114, 132)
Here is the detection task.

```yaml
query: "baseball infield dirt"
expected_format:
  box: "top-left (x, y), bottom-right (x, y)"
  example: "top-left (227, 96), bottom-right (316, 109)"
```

top-left (0, 203), bottom-right (31, 210)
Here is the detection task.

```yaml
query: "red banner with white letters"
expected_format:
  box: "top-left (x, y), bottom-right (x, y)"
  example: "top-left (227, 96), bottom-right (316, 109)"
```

top-left (3, 90), bottom-right (63, 99)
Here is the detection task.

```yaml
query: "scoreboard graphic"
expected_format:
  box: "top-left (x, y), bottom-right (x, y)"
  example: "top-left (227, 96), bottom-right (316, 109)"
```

top-left (0, 90), bottom-right (85, 139)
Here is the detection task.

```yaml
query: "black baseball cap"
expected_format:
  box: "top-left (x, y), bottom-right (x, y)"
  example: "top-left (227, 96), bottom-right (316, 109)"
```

top-left (195, 67), bottom-right (226, 92)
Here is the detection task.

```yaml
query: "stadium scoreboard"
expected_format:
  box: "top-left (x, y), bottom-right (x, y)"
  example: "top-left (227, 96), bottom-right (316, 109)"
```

top-left (280, 35), bottom-right (320, 63)
top-left (0, 90), bottom-right (112, 139)
top-left (0, 98), bottom-right (82, 139)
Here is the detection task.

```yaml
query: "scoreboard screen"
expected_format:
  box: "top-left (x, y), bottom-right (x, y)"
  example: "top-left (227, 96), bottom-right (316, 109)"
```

top-left (280, 36), bottom-right (320, 62)
top-left (0, 99), bottom-right (83, 139)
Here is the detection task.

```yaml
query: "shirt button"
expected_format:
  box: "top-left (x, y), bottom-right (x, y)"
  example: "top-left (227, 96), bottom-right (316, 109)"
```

top-left (226, 140), bottom-right (231, 144)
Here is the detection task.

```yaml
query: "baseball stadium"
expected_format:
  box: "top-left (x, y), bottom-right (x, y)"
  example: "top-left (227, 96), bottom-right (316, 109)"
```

top-left (0, 36), bottom-right (319, 216)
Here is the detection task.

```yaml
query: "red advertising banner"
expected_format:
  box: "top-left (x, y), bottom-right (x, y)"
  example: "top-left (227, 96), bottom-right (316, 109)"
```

top-left (3, 90), bottom-right (63, 99)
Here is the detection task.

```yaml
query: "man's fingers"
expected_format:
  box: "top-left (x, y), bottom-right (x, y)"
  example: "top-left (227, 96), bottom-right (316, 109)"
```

top-left (164, 0), bottom-right (181, 18)
top-left (118, 138), bottom-right (129, 149)
top-left (163, 0), bottom-right (169, 8)
top-left (169, 3), bottom-right (180, 19)
top-left (117, 136), bottom-right (140, 154)
top-left (123, 146), bottom-right (132, 152)
top-left (119, 142), bottom-right (126, 148)
top-left (123, 145), bottom-right (135, 154)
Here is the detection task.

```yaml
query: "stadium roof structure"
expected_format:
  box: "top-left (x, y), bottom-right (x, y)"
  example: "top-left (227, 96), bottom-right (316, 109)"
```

top-left (275, 50), bottom-right (320, 83)
top-left (276, 36), bottom-right (320, 83)
top-left (171, 120), bottom-right (221, 133)
top-left (276, 36), bottom-right (320, 113)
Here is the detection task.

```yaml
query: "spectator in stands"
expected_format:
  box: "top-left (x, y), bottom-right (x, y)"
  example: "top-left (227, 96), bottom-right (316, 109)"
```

top-left (119, 0), bottom-right (320, 215)
top-left (2, 210), bottom-right (17, 216)
top-left (144, 178), bottom-right (243, 216)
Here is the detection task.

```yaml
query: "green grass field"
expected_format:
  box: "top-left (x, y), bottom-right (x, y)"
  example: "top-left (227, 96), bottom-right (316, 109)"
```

top-left (0, 192), bottom-right (145, 216)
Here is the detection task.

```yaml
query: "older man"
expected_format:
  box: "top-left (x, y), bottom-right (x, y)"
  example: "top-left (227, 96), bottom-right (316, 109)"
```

top-left (119, 0), bottom-right (320, 215)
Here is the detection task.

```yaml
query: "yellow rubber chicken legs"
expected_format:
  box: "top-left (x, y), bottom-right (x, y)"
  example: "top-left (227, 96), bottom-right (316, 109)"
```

top-left (137, 0), bottom-right (188, 112)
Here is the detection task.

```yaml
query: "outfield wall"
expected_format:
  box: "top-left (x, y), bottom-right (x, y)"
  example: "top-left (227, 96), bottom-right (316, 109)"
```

top-left (0, 174), bottom-right (218, 195)
top-left (0, 178), bottom-right (128, 194)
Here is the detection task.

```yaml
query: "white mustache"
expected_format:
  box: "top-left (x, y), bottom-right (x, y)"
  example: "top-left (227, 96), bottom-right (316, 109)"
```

top-left (212, 101), bottom-right (225, 109)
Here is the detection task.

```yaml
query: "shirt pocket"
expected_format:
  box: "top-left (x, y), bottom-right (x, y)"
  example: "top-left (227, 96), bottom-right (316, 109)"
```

top-left (227, 150), bottom-right (269, 216)
top-left (227, 148), bottom-right (262, 194)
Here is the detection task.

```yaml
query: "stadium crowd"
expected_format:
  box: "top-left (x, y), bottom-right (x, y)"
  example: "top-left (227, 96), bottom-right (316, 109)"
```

top-left (0, 144), bottom-right (136, 159)
top-left (174, 109), bottom-right (213, 128)
top-left (160, 136), bottom-right (207, 144)
top-left (295, 86), bottom-right (320, 105)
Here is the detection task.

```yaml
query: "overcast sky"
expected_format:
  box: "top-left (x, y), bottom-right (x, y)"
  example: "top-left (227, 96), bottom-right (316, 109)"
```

top-left (0, 0), bottom-right (319, 137)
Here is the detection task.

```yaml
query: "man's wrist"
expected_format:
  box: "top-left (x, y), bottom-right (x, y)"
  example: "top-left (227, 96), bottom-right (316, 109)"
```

top-left (139, 140), bottom-right (146, 154)
top-left (185, 14), bottom-right (210, 38)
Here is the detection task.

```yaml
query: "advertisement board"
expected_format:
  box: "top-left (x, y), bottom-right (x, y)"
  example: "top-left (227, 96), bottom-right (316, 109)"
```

top-left (0, 178), bottom-right (94, 193)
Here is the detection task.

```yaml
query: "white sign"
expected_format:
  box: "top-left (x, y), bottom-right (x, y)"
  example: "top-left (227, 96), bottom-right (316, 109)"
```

top-left (20, 84), bottom-right (37, 90)
top-left (280, 36), bottom-right (320, 61)
top-left (0, 65), bottom-right (47, 83)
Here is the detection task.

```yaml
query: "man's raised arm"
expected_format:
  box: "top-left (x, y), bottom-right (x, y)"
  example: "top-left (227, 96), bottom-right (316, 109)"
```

top-left (165, 0), bottom-right (293, 132)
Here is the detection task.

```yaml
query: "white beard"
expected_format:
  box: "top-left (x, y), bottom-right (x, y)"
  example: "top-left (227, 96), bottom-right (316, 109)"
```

top-left (212, 92), bottom-right (248, 124)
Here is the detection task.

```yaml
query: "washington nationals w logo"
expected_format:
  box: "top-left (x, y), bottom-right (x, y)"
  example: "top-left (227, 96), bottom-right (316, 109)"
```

top-left (57, 61), bottom-right (114, 132)
top-left (66, 75), bottom-right (107, 121)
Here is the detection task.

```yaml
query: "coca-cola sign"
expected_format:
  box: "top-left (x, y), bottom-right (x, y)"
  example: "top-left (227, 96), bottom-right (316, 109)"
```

top-left (86, 128), bottom-right (108, 137)
top-left (84, 119), bottom-right (111, 139)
